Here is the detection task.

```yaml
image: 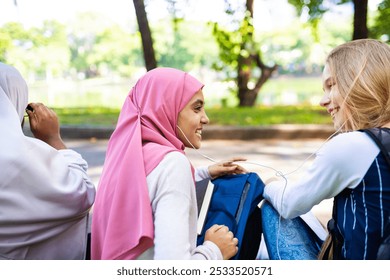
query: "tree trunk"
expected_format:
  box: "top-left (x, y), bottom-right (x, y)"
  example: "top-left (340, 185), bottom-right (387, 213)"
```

top-left (237, 0), bottom-right (278, 107)
top-left (352, 0), bottom-right (368, 40)
top-left (133, 0), bottom-right (157, 71)
top-left (238, 53), bottom-right (277, 107)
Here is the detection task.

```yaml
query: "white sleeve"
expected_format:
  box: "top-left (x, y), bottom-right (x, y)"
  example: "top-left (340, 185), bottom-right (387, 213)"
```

top-left (147, 152), bottom-right (222, 260)
top-left (263, 131), bottom-right (379, 219)
top-left (0, 137), bottom-right (96, 246)
top-left (195, 166), bottom-right (211, 182)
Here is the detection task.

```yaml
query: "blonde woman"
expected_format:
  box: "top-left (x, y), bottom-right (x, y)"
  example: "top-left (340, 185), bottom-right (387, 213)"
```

top-left (263, 39), bottom-right (390, 259)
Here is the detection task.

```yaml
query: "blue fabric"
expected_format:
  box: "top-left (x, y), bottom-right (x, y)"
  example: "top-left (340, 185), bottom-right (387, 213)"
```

top-left (196, 172), bottom-right (264, 260)
top-left (334, 152), bottom-right (390, 259)
top-left (261, 201), bottom-right (323, 260)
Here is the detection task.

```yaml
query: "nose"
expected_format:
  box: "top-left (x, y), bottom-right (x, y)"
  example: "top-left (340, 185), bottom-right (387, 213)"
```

top-left (319, 92), bottom-right (331, 108)
top-left (201, 111), bottom-right (209, 124)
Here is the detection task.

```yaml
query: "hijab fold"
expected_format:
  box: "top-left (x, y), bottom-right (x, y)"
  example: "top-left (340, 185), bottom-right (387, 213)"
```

top-left (91, 68), bottom-right (203, 259)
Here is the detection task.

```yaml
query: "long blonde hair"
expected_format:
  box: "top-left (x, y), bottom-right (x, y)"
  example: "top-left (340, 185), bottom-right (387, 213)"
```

top-left (326, 39), bottom-right (390, 131)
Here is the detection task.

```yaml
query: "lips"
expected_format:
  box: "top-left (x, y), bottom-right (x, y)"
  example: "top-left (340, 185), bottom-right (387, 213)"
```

top-left (328, 107), bottom-right (340, 118)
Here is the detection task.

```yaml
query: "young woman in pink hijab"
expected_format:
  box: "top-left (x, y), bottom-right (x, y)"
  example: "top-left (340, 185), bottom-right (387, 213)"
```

top-left (91, 67), bottom-right (244, 260)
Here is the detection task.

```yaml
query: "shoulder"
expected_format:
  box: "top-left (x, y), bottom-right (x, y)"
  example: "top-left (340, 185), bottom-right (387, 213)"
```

top-left (147, 151), bottom-right (194, 201)
top-left (148, 151), bottom-right (193, 186)
top-left (319, 131), bottom-right (379, 168)
top-left (323, 131), bottom-right (378, 153)
top-left (159, 151), bottom-right (191, 171)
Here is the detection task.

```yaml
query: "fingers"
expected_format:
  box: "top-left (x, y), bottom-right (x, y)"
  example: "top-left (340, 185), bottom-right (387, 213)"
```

top-left (26, 106), bottom-right (35, 119)
top-left (28, 103), bottom-right (55, 119)
top-left (221, 158), bottom-right (247, 166)
top-left (209, 225), bottom-right (235, 239)
top-left (208, 224), bottom-right (225, 232)
top-left (205, 224), bottom-right (239, 259)
top-left (220, 164), bottom-right (248, 175)
top-left (225, 157), bottom-right (247, 163)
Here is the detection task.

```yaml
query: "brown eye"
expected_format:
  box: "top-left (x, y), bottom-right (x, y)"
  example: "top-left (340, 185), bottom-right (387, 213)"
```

top-left (194, 106), bottom-right (202, 112)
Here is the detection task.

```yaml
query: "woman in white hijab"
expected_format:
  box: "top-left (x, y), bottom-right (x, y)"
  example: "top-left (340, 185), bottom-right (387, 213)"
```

top-left (0, 62), bottom-right (95, 259)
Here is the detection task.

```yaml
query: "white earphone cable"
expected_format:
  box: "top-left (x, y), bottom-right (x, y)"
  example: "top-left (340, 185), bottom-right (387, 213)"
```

top-left (177, 120), bottom-right (347, 259)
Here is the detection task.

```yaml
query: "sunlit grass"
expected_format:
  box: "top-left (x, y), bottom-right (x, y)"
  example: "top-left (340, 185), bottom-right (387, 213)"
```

top-left (54, 105), bottom-right (332, 126)
top-left (34, 76), bottom-right (331, 126)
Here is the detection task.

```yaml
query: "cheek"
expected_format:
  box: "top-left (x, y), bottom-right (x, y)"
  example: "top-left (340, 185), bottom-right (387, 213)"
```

top-left (330, 88), bottom-right (342, 105)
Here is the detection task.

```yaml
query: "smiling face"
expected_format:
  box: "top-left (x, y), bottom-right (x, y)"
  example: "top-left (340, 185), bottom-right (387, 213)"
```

top-left (177, 90), bottom-right (209, 149)
top-left (320, 63), bottom-right (346, 130)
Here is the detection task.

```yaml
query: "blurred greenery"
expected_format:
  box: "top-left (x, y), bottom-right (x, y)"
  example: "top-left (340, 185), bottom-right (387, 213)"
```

top-left (1, 1), bottom-right (388, 112)
top-left (27, 76), bottom-right (323, 109)
top-left (1, 3), bottom-right (387, 84)
top-left (55, 107), bottom-right (120, 126)
top-left (54, 105), bottom-right (332, 126)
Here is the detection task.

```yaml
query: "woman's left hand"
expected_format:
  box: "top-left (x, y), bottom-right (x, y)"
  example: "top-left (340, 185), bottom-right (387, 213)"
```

top-left (208, 157), bottom-right (248, 179)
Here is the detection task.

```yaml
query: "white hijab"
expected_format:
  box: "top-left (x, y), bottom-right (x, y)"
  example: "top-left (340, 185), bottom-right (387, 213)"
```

top-left (0, 63), bottom-right (95, 259)
top-left (0, 62), bottom-right (28, 123)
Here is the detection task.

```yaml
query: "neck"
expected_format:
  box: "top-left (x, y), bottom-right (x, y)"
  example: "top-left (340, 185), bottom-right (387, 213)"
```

top-left (381, 121), bottom-right (390, 128)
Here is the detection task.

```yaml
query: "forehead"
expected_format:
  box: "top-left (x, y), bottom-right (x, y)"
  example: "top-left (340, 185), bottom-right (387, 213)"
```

top-left (187, 90), bottom-right (204, 104)
top-left (322, 63), bottom-right (332, 82)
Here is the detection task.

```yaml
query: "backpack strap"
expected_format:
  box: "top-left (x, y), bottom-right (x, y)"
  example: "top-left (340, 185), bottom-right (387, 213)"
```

top-left (362, 128), bottom-right (390, 168)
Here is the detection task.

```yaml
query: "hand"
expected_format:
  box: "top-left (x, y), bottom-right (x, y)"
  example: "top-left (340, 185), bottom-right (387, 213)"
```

top-left (208, 157), bottom-right (247, 179)
top-left (26, 103), bottom-right (66, 150)
top-left (205, 224), bottom-right (239, 260)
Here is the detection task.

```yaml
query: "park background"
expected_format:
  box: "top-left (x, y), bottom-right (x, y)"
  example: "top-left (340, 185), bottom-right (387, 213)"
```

top-left (0, 0), bottom-right (389, 126)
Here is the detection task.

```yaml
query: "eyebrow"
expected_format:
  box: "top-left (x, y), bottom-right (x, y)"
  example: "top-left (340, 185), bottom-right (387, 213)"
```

top-left (192, 99), bottom-right (204, 106)
top-left (322, 77), bottom-right (334, 91)
top-left (324, 77), bottom-right (333, 84)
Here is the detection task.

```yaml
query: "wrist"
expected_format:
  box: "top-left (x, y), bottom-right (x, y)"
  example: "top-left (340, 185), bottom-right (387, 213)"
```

top-left (40, 135), bottom-right (67, 150)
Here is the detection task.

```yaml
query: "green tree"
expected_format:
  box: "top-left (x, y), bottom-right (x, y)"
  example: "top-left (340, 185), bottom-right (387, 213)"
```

top-left (288, 0), bottom-right (370, 40)
top-left (371, 0), bottom-right (390, 41)
top-left (0, 30), bottom-right (11, 61)
top-left (152, 20), bottom-right (218, 71)
top-left (29, 20), bottom-right (70, 79)
top-left (0, 21), bottom-right (69, 79)
top-left (92, 26), bottom-right (143, 76)
top-left (67, 12), bottom-right (109, 78)
top-left (212, 0), bottom-right (278, 107)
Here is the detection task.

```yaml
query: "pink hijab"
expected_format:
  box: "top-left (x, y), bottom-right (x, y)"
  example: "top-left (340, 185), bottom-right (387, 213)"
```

top-left (91, 68), bottom-right (204, 259)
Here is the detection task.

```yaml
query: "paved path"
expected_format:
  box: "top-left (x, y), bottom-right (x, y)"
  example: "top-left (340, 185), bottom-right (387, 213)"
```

top-left (67, 138), bottom-right (333, 226)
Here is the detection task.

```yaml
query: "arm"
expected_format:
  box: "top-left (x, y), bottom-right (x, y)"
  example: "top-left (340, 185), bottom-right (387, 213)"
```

top-left (263, 132), bottom-right (379, 219)
top-left (148, 152), bottom-right (237, 260)
top-left (0, 137), bottom-right (96, 247)
top-left (195, 157), bottom-right (247, 182)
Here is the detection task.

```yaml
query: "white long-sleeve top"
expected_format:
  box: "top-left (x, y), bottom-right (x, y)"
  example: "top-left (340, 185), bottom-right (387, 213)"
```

top-left (0, 142), bottom-right (96, 260)
top-left (263, 131), bottom-right (379, 219)
top-left (140, 151), bottom-right (222, 260)
top-left (0, 63), bottom-right (96, 260)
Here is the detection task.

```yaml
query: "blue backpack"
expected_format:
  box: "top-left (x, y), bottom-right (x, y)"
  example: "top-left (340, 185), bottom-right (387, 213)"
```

top-left (196, 172), bottom-right (265, 259)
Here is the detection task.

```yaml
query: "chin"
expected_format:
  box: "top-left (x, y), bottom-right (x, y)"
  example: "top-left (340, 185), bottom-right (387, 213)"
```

top-left (192, 140), bottom-right (201, 149)
top-left (193, 143), bottom-right (201, 149)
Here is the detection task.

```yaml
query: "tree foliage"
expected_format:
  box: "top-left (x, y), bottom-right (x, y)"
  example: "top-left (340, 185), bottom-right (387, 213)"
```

top-left (0, 0), bottom-right (386, 88)
top-left (212, 0), bottom-right (277, 107)
top-left (371, 0), bottom-right (390, 41)
top-left (288, 0), bottom-right (369, 40)
top-left (0, 21), bottom-right (70, 79)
